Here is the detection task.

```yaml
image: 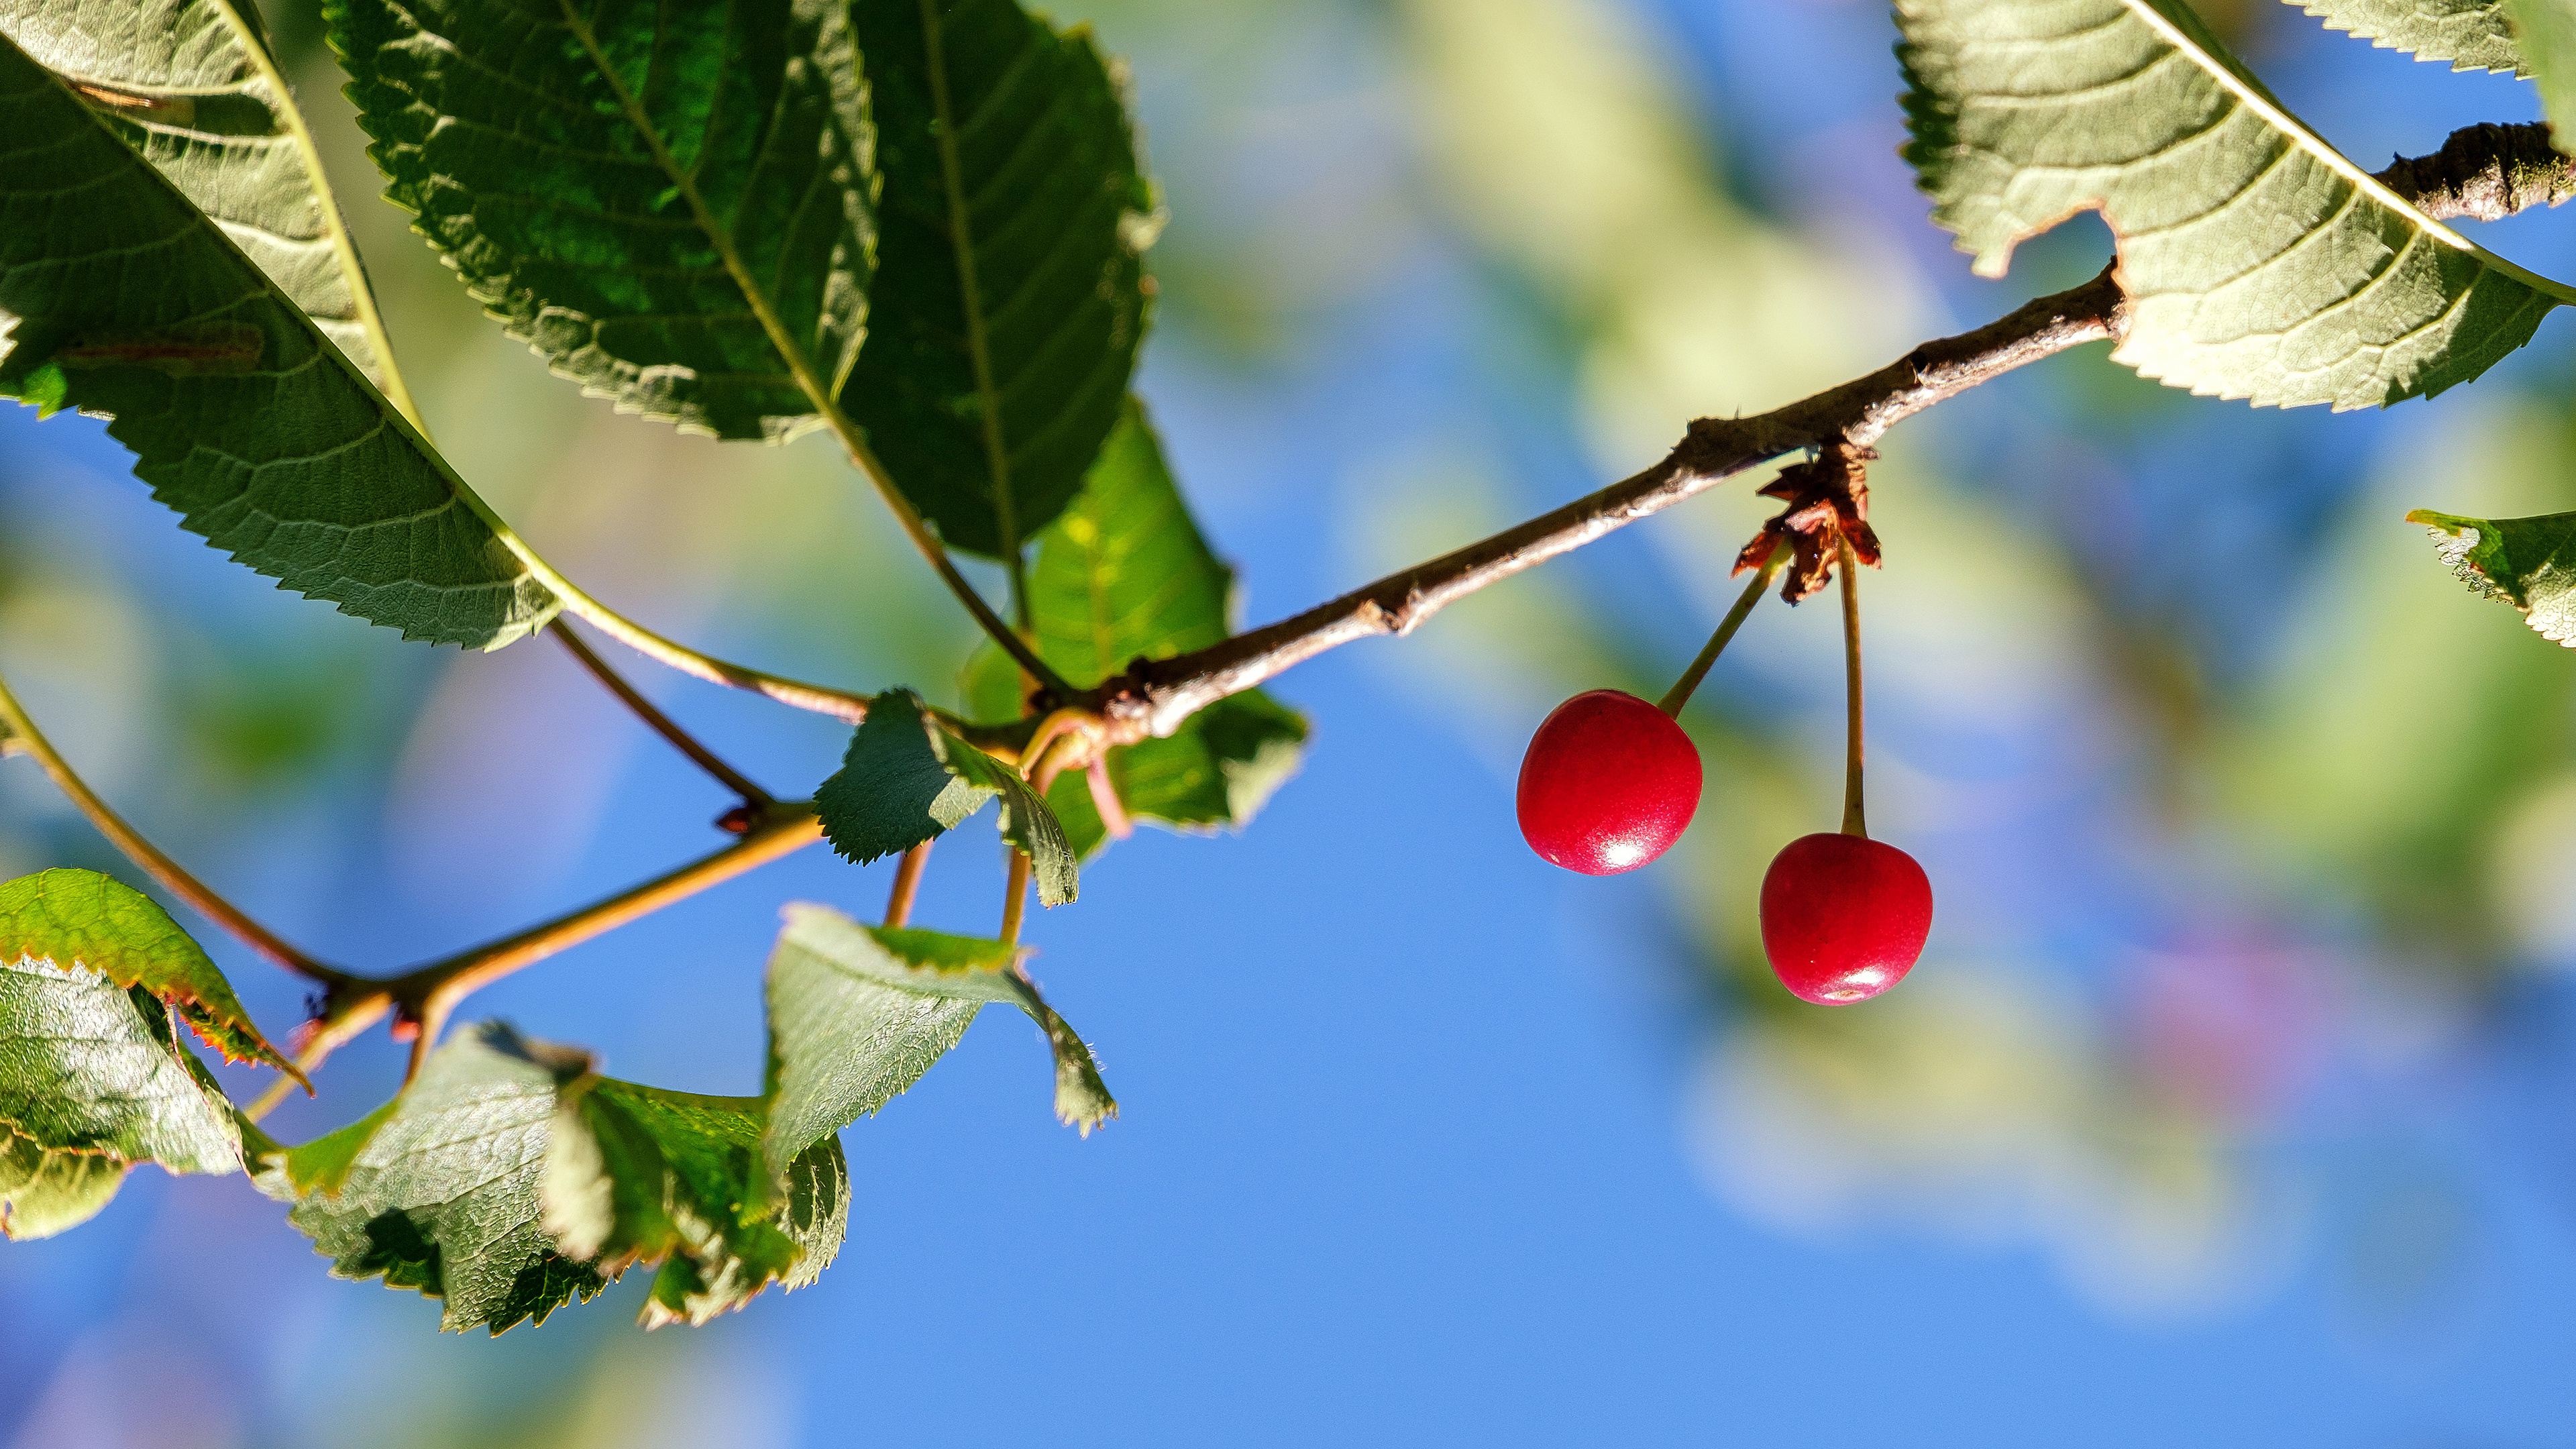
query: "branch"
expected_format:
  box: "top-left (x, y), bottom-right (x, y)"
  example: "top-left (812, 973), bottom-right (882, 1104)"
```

top-left (2377, 121), bottom-right (2576, 222)
top-left (551, 621), bottom-right (775, 812)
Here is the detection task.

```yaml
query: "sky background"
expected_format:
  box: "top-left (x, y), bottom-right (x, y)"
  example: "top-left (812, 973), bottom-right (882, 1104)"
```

top-left (9, 0), bottom-right (2576, 1442)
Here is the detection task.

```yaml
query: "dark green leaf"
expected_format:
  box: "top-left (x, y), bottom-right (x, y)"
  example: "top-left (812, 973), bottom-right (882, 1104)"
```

top-left (1898, 0), bottom-right (2566, 409)
top-left (842, 0), bottom-right (1155, 555)
top-left (2293, 0), bottom-right (2524, 72)
top-left (0, 0), bottom-right (417, 404)
top-left (0, 952), bottom-right (242, 1240)
top-left (0, 868), bottom-right (296, 1073)
top-left (817, 690), bottom-right (1078, 906)
top-left (0, 32), bottom-right (559, 647)
top-left (327, 0), bottom-right (874, 441)
top-left (2410, 507), bottom-right (2576, 641)
top-left (763, 904), bottom-right (1114, 1153)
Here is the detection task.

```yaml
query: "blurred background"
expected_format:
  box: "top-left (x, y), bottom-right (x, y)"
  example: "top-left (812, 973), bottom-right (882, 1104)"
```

top-left (7, 0), bottom-right (2576, 1440)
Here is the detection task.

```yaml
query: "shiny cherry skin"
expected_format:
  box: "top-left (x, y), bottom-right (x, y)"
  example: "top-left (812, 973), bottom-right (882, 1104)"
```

top-left (1758, 833), bottom-right (1933, 1004)
top-left (1516, 689), bottom-right (1702, 875)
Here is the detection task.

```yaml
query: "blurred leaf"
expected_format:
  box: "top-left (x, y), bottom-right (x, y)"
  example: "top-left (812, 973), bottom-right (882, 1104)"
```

top-left (2293, 0), bottom-right (2524, 72)
top-left (545, 1080), bottom-right (846, 1330)
top-left (327, 0), bottom-right (873, 442)
top-left (1898, 0), bottom-right (2562, 409)
top-left (0, 868), bottom-right (295, 1073)
top-left (0, 939), bottom-right (245, 1240)
top-left (2408, 506), bottom-right (2576, 642)
top-left (816, 690), bottom-right (1079, 906)
top-left (0, 0), bottom-right (413, 407)
top-left (963, 401), bottom-right (1308, 856)
top-left (0, 32), bottom-right (560, 647)
top-left (2504, 0), bottom-right (2576, 149)
top-left (842, 0), bottom-right (1154, 555)
top-left (763, 904), bottom-right (1114, 1145)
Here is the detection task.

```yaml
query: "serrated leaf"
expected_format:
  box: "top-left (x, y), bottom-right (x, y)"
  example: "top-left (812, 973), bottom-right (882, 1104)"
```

top-left (0, 0), bottom-right (416, 407)
top-left (961, 401), bottom-right (1307, 856)
top-left (327, 0), bottom-right (874, 442)
top-left (1898, 0), bottom-right (2568, 409)
top-left (841, 0), bottom-right (1154, 555)
top-left (816, 690), bottom-right (1079, 906)
top-left (0, 953), bottom-right (242, 1240)
top-left (2290, 0), bottom-right (2525, 73)
top-left (763, 904), bottom-right (1114, 1157)
top-left (264, 1021), bottom-right (848, 1333)
top-left (0, 32), bottom-right (560, 647)
top-left (2408, 506), bottom-right (2576, 641)
top-left (0, 868), bottom-right (295, 1074)
top-left (2504, 0), bottom-right (2576, 151)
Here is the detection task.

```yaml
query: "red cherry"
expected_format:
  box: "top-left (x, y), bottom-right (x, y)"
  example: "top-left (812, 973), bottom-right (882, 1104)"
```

top-left (1516, 690), bottom-right (1701, 875)
top-left (1759, 833), bottom-right (1933, 1004)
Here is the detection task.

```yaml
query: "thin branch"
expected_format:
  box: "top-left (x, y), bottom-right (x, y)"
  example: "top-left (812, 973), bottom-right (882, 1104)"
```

top-left (0, 667), bottom-right (349, 987)
top-left (884, 840), bottom-right (932, 928)
top-left (551, 621), bottom-right (774, 809)
top-left (2378, 121), bottom-right (2576, 222)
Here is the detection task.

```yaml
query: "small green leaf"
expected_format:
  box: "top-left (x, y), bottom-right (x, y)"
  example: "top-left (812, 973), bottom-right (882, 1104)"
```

top-left (2504, 0), bottom-right (2576, 150)
top-left (1038, 692), bottom-right (1311, 859)
top-left (816, 690), bottom-right (1078, 906)
top-left (327, 0), bottom-right (874, 441)
top-left (0, 951), bottom-right (243, 1240)
top-left (763, 904), bottom-right (1114, 1157)
top-left (841, 0), bottom-right (1155, 556)
top-left (1898, 0), bottom-right (2567, 409)
top-left (0, 32), bottom-right (559, 648)
top-left (2408, 506), bottom-right (2576, 641)
top-left (2291, 0), bottom-right (2524, 73)
top-left (0, 869), bottom-right (295, 1074)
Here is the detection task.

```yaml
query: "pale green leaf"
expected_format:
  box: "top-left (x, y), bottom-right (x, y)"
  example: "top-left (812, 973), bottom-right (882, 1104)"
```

top-left (0, 0), bottom-right (415, 407)
top-left (842, 0), bottom-right (1155, 555)
top-left (2408, 506), bottom-right (2576, 641)
top-left (327, 0), bottom-right (874, 442)
top-left (0, 32), bottom-right (560, 647)
top-left (0, 953), bottom-right (242, 1240)
top-left (763, 904), bottom-right (1115, 1159)
top-left (2290, 0), bottom-right (2525, 72)
top-left (816, 690), bottom-right (1079, 906)
top-left (1898, 0), bottom-right (2567, 409)
top-left (2504, 0), bottom-right (2576, 150)
top-left (0, 868), bottom-right (294, 1073)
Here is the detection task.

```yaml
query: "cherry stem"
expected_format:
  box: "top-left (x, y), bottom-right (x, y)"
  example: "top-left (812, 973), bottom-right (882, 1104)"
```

top-left (1837, 529), bottom-right (1867, 839)
top-left (1658, 537), bottom-right (1786, 718)
top-left (884, 840), bottom-right (932, 928)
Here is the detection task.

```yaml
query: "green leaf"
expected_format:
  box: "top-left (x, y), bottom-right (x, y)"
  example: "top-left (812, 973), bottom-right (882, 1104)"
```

top-left (1897, 0), bottom-right (2568, 409)
top-left (0, 953), bottom-right (243, 1240)
top-left (2504, 0), bottom-right (2576, 150)
top-left (0, 32), bottom-right (561, 648)
top-left (0, 0), bottom-right (418, 409)
top-left (2291, 0), bottom-right (2525, 73)
top-left (263, 1021), bottom-right (849, 1332)
top-left (0, 868), bottom-right (296, 1074)
top-left (326, 0), bottom-right (875, 442)
top-left (841, 0), bottom-right (1155, 556)
top-left (816, 690), bottom-right (1079, 906)
top-left (961, 400), bottom-right (1308, 857)
top-left (2408, 506), bottom-right (2576, 642)
top-left (763, 904), bottom-right (1114, 1152)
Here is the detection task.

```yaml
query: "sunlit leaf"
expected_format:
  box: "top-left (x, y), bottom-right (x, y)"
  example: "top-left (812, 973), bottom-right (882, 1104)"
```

top-left (0, 1125), bottom-right (129, 1240)
top-left (2408, 506), bottom-right (2576, 642)
top-left (0, 0), bottom-right (415, 405)
top-left (841, 0), bottom-right (1155, 555)
top-left (763, 904), bottom-right (1114, 1150)
top-left (816, 690), bottom-right (1079, 906)
top-left (327, 0), bottom-right (874, 441)
top-left (2290, 0), bottom-right (2524, 72)
top-left (0, 869), bottom-right (295, 1073)
top-left (0, 32), bottom-right (560, 647)
top-left (1898, 0), bottom-right (2567, 409)
top-left (2504, 0), bottom-right (2576, 150)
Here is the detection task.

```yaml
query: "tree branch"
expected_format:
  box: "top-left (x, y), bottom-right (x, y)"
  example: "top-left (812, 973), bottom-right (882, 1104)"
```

top-left (551, 621), bottom-right (775, 812)
top-left (2377, 121), bottom-right (2576, 222)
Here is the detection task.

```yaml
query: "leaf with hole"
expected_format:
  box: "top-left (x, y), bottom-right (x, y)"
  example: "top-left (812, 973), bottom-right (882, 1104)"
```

top-left (0, 32), bottom-right (559, 647)
top-left (816, 690), bottom-right (1079, 906)
top-left (327, 0), bottom-right (874, 442)
top-left (1898, 0), bottom-right (2569, 409)
top-left (841, 0), bottom-right (1156, 555)
top-left (763, 904), bottom-right (1114, 1154)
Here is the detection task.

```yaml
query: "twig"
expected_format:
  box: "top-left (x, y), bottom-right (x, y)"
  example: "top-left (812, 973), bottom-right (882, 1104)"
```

top-left (0, 667), bottom-right (349, 987)
top-left (884, 841), bottom-right (931, 928)
top-left (551, 621), bottom-right (774, 809)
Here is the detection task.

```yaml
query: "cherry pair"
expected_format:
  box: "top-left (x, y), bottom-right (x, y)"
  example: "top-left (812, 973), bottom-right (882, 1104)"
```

top-left (1512, 527), bottom-right (1931, 1005)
